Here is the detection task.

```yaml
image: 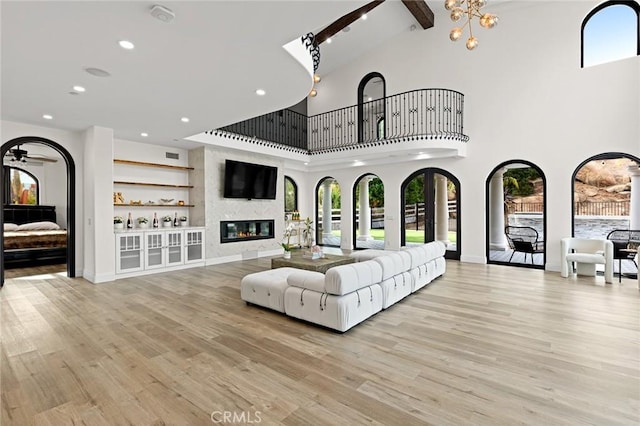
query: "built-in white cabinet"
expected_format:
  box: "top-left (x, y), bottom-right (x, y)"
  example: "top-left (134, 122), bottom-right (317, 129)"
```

top-left (115, 227), bottom-right (205, 278)
top-left (116, 232), bottom-right (144, 274)
top-left (184, 229), bottom-right (205, 263)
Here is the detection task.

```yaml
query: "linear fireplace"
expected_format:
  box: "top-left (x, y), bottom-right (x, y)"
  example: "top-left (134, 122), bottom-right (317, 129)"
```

top-left (220, 220), bottom-right (275, 243)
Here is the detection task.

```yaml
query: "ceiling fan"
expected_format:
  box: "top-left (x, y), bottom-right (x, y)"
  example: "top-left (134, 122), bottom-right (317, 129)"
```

top-left (4, 145), bottom-right (58, 164)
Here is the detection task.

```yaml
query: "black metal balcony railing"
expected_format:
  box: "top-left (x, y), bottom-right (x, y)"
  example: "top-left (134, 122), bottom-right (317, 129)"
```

top-left (212, 88), bottom-right (467, 154)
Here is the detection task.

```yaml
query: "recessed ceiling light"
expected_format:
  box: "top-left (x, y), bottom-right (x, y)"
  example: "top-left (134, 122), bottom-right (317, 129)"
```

top-left (326, 37), bottom-right (332, 44)
top-left (141, 132), bottom-right (148, 137)
top-left (73, 85), bottom-right (86, 92)
top-left (304, 162), bottom-right (309, 166)
top-left (42, 114), bottom-right (53, 120)
top-left (119, 40), bottom-right (135, 50)
top-left (181, 117), bottom-right (190, 123)
top-left (85, 67), bottom-right (111, 77)
top-left (255, 89), bottom-right (266, 96)
top-left (361, 13), bottom-right (368, 20)
top-left (367, 97), bottom-right (372, 101)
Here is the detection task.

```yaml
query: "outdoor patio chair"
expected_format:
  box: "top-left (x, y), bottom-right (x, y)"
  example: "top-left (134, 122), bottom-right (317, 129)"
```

top-left (505, 226), bottom-right (544, 264)
top-left (606, 229), bottom-right (639, 282)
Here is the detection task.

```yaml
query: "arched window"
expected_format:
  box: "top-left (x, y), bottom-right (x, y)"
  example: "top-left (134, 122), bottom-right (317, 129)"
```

top-left (284, 176), bottom-right (297, 213)
top-left (582, 1), bottom-right (640, 68)
top-left (357, 72), bottom-right (386, 143)
top-left (3, 166), bottom-right (39, 205)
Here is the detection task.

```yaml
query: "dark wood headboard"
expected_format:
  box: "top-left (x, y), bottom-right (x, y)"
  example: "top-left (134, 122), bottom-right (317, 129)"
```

top-left (3, 205), bottom-right (57, 225)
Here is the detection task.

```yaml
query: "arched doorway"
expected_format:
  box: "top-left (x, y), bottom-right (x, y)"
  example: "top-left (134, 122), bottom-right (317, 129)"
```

top-left (401, 168), bottom-right (461, 260)
top-left (1, 137), bottom-right (76, 286)
top-left (352, 173), bottom-right (384, 250)
top-left (357, 72), bottom-right (386, 143)
top-left (486, 160), bottom-right (546, 269)
top-left (315, 177), bottom-right (341, 247)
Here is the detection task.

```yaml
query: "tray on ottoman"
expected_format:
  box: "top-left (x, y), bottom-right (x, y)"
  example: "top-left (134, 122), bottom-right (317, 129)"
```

top-left (271, 253), bottom-right (354, 274)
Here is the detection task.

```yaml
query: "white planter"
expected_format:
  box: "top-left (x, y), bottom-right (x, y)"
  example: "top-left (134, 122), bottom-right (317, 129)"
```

top-left (180, 221), bottom-right (188, 227)
top-left (138, 222), bottom-right (148, 229)
top-left (163, 221), bottom-right (173, 228)
top-left (283, 251), bottom-right (291, 259)
top-left (114, 223), bottom-right (124, 230)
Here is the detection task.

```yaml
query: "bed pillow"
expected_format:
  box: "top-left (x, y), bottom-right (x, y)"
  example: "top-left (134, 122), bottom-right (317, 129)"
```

top-left (15, 221), bottom-right (61, 231)
top-left (4, 223), bottom-right (19, 231)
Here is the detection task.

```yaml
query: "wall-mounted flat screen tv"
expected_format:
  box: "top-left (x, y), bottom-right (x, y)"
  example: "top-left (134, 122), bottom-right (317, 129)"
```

top-left (223, 159), bottom-right (277, 200)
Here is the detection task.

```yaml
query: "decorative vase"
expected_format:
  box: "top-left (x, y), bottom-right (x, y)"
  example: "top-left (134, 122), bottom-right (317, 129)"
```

top-left (114, 223), bottom-right (124, 230)
top-left (283, 251), bottom-right (291, 259)
top-left (163, 221), bottom-right (172, 228)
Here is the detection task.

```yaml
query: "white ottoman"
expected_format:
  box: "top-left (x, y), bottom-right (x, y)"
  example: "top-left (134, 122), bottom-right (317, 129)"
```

top-left (240, 267), bottom-right (298, 313)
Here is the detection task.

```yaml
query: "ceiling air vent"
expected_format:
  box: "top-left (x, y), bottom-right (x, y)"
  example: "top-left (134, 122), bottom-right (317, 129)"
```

top-left (165, 152), bottom-right (179, 160)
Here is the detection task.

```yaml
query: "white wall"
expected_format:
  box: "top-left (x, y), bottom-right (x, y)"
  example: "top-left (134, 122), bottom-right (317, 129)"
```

top-left (304, 1), bottom-right (640, 270)
top-left (113, 139), bottom-right (191, 227)
top-left (190, 145), bottom-right (286, 263)
top-left (1, 120), bottom-right (85, 276)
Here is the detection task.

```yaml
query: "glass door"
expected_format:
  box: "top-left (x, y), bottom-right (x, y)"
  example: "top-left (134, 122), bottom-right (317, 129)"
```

top-left (166, 230), bottom-right (184, 266)
top-left (145, 231), bottom-right (165, 269)
top-left (185, 229), bottom-right (204, 263)
top-left (116, 233), bottom-right (143, 273)
top-left (402, 169), bottom-right (460, 260)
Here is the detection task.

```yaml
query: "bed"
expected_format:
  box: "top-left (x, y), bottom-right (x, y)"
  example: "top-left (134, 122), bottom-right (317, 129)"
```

top-left (3, 205), bottom-right (67, 268)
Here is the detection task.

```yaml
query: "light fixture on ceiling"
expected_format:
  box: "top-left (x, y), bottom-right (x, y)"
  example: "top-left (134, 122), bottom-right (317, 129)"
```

top-left (309, 88), bottom-right (317, 97)
top-left (181, 117), bottom-right (190, 123)
top-left (85, 67), bottom-right (111, 77)
top-left (361, 13), bottom-right (368, 20)
top-left (119, 40), bottom-right (135, 50)
top-left (445, 0), bottom-right (498, 50)
top-left (313, 74), bottom-right (321, 83)
top-left (141, 132), bottom-right (148, 137)
top-left (325, 37), bottom-right (332, 44)
top-left (73, 85), bottom-right (86, 93)
top-left (42, 114), bottom-right (53, 120)
top-left (255, 89), bottom-right (266, 96)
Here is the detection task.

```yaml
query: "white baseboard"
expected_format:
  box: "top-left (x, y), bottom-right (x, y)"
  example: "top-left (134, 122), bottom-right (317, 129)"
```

top-left (206, 249), bottom-right (281, 266)
top-left (82, 270), bottom-right (115, 284)
top-left (460, 255), bottom-right (486, 264)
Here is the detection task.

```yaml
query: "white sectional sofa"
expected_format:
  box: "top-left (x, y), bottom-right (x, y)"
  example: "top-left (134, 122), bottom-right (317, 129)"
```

top-left (240, 241), bottom-right (446, 332)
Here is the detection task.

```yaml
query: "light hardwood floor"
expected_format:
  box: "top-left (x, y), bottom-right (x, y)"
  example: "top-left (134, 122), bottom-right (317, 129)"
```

top-left (1, 259), bottom-right (639, 425)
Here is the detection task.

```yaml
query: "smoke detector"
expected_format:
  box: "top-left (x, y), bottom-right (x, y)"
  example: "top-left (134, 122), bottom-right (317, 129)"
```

top-left (150, 5), bottom-right (175, 23)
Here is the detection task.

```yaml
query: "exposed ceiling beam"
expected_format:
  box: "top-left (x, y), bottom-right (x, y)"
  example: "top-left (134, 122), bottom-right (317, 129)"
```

top-left (401, 0), bottom-right (435, 29)
top-left (316, 0), bottom-right (386, 45)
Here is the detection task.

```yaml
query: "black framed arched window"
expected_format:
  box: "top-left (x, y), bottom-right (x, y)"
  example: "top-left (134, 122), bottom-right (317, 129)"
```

top-left (581, 0), bottom-right (640, 67)
top-left (357, 72), bottom-right (386, 143)
top-left (284, 175), bottom-right (298, 213)
top-left (3, 166), bottom-right (39, 205)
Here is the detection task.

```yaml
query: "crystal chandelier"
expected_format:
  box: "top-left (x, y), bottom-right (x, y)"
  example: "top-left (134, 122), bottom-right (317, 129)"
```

top-left (445, 0), bottom-right (498, 50)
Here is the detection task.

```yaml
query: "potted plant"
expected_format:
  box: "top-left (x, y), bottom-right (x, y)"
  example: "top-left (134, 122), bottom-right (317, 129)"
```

top-left (162, 215), bottom-right (173, 227)
top-left (282, 222), bottom-right (295, 258)
top-left (114, 215), bottom-right (124, 229)
top-left (179, 215), bottom-right (188, 226)
top-left (137, 216), bottom-right (149, 229)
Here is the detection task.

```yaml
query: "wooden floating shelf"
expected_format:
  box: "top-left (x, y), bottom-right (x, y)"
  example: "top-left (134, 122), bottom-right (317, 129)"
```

top-left (114, 159), bottom-right (194, 171)
top-left (113, 181), bottom-right (194, 189)
top-left (114, 204), bottom-right (194, 207)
